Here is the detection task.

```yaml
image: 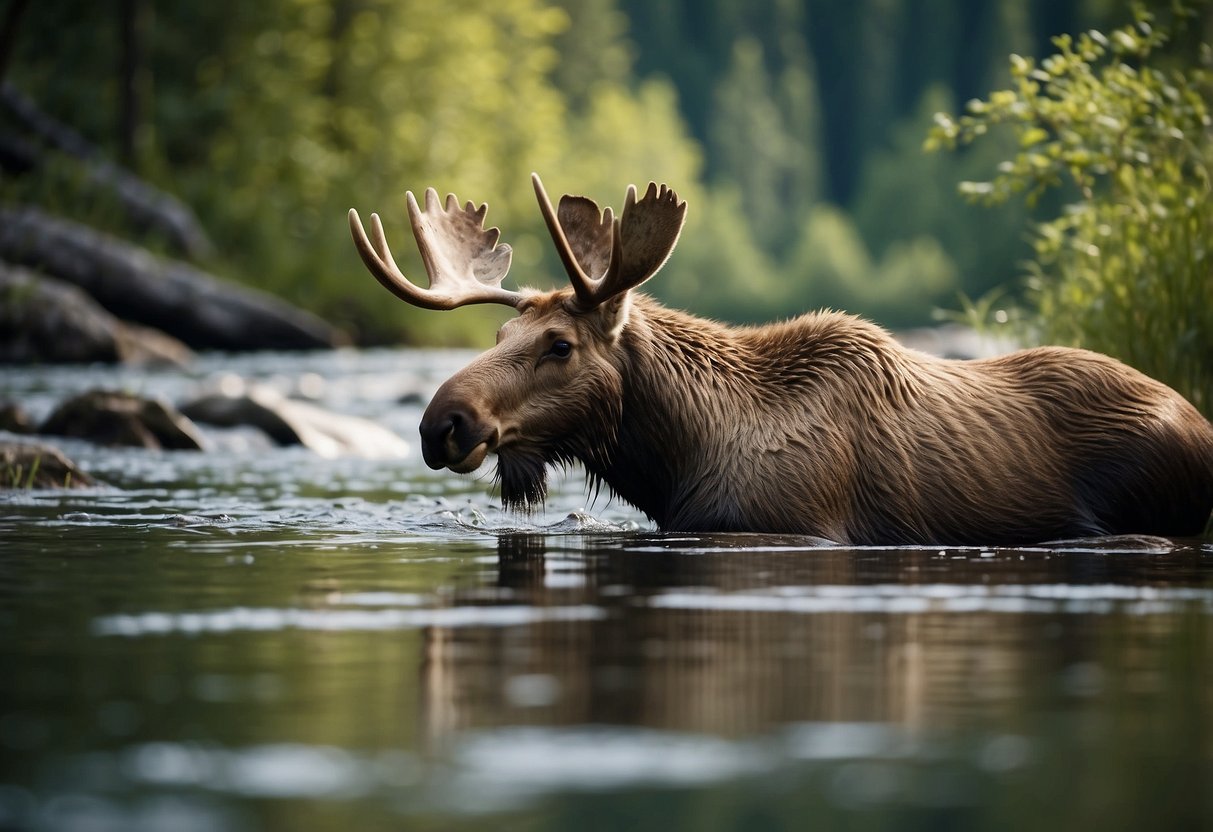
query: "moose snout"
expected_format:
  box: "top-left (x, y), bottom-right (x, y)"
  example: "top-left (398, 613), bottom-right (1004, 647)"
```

top-left (419, 402), bottom-right (498, 473)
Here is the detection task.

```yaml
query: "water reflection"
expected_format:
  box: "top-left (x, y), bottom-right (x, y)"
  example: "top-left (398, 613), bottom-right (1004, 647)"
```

top-left (2, 515), bottom-right (1211, 830)
top-left (414, 534), bottom-right (1213, 753)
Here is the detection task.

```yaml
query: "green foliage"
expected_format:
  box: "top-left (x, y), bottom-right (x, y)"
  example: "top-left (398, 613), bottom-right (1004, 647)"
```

top-left (7, 0), bottom-right (720, 345)
top-left (176, 0), bottom-right (577, 344)
top-left (655, 184), bottom-right (783, 323)
top-left (549, 0), bottom-right (634, 106)
top-left (788, 204), bottom-right (960, 325)
top-left (5, 454), bottom-right (40, 489)
top-left (853, 85), bottom-right (1028, 302)
top-left (707, 36), bottom-right (823, 256)
top-left (928, 4), bottom-right (1213, 413)
top-left (9, 0), bottom-right (1167, 343)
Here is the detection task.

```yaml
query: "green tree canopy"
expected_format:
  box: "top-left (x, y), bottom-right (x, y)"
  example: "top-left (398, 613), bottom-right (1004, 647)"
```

top-left (7, 0), bottom-right (1196, 343)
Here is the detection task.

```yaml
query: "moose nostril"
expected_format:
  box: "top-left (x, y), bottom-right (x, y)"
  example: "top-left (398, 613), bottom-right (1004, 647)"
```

top-left (420, 407), bottom-right (479, 470)
top-left (440, 410), bottom-right (469, 447)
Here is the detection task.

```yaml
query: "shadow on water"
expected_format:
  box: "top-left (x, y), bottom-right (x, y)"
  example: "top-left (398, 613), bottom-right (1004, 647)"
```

top-left (1, 351), bottom-right (1212, 831)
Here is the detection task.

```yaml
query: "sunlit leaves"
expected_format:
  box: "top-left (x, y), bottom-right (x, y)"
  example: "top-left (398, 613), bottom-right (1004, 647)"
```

top-left (928, 3), bottom-right (1213, 413)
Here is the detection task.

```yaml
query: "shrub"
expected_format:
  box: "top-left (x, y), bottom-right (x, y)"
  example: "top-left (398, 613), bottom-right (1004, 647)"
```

top-left (927, 5), bottom-right (1213, 415)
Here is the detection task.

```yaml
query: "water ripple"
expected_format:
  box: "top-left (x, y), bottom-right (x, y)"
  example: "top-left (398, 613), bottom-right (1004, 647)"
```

top-left (647, 582), bottom-right (1213, 615)
top-left (92, 603), bottom-right (606, 636)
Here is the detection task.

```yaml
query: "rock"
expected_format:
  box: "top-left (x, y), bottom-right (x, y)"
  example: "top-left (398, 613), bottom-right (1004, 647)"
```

top-left (0, 441), bottom-right (95, 489)
top-left (0, 207), bottom-right (345, 351)
top-left (40, 390), bottom-right (206, 450)
top-left (113, 320), bottom-right (195, 367)
top-left (0, 402), bottom-right (35, 434)
top-left (180, 382), bottom-right (410, 459)
top-left (0, 264), bottom-right (192, 366)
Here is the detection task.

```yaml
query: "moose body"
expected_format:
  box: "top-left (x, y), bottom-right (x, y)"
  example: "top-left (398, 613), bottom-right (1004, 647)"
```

top-left (350, 176), bottom-right (1213, 545)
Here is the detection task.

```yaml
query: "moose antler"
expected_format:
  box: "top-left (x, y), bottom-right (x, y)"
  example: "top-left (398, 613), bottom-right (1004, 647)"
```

top-left (532, 173), bottom-right (687, 309)
top-left (348, 189), bottom-right (521, 310)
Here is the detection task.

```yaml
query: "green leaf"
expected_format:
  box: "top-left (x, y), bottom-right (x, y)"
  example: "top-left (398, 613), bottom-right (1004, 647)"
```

top-left (1020, 127), bottom-right (1049, 148)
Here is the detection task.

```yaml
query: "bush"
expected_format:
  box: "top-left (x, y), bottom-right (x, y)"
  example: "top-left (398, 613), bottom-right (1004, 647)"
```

top-left (927, 5), bottom-right (1213, 414)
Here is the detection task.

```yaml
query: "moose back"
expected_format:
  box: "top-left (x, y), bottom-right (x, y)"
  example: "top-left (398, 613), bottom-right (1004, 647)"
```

top-left (349, 175), bottom-right (1213, 545)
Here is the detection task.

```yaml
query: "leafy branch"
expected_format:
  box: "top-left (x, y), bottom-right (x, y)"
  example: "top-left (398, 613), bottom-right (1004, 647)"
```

top-left (926, 3), bottom-right (1213, 415)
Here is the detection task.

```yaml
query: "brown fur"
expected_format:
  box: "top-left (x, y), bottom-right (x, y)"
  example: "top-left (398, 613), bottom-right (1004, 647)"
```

top-left (419, 289), bottom-right (1213, 545)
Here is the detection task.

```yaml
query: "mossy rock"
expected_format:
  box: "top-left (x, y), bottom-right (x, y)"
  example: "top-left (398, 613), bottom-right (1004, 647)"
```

top-left (0, 441), bottom-right (94, 489)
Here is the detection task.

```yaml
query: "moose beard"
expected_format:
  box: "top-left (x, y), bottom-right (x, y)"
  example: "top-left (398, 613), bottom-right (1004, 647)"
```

top-left (492, 395), bottom-right (620, 514)
top-left (495, 447), bottom-right (549, 512)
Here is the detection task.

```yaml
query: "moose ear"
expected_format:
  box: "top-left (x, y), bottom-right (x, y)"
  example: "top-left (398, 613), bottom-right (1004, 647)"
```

top-left (597, 290), bottom-right (634, 341)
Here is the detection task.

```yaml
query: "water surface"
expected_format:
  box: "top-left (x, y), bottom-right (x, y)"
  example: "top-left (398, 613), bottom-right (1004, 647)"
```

top-left (2, 350), bottom-right (1211, 831)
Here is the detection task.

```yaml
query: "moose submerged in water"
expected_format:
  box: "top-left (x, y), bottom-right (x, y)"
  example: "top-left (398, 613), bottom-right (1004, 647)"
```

top-left (349, 175), bottom-right (1213, 545)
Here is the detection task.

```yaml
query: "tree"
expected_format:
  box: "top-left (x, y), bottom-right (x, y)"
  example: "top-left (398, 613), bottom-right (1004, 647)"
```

top-left (708, 37), bottom-right (816, 254)
top-left (4, 0), bottom-right (709, 344)
top-left (850, 85), bottom-right (1027, 301)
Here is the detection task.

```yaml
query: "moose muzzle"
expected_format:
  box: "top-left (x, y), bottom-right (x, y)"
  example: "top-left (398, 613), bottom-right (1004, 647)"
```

top-left (418, 399), bottom-right (498, 474)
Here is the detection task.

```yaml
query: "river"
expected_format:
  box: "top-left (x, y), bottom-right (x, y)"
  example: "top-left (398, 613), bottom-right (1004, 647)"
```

top-left (1, 348), bottom-right (1211, 831)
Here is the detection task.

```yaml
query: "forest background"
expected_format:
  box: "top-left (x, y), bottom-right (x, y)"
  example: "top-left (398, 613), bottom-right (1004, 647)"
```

top-left (1, 0), bottom-right (1208, 348)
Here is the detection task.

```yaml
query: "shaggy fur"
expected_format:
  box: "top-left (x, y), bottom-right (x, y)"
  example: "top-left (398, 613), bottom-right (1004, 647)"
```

top-left (422, 290), bottom-right (1213, 545)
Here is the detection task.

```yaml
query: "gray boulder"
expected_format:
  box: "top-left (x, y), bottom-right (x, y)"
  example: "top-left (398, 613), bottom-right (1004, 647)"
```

top-left (40, 390), bottom-right (206, 450)
top-left (0, 264), bottom-right (192, 366)
top-left (0, 402), bottom-right (34, 434)
top-left (0, 207), bottom-right (344, 351)
top-left (181, 381), bottom-right (410, 459)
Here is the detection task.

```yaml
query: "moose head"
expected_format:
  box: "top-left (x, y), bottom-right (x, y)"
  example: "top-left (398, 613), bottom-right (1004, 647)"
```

top-left (349, 175), bottom-right (688, 510)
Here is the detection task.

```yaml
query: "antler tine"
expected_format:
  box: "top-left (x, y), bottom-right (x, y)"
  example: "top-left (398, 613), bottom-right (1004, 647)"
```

top-left (532, 172), bottom-right (599, 306)
top-left (601, 181), bottom-right (686, 301)
top-left (348, 188), bottom-right (520, 311)
top-left (532, 172), bottom-right (687, 310)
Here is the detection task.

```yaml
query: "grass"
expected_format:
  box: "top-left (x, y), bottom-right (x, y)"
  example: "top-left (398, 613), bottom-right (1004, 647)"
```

top-left (3, 454), bottom-right (76, 489)
top-left (4, 454), bottom-right (40, 489)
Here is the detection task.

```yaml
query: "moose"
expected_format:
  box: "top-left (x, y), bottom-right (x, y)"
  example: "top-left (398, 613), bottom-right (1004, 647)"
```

top-left (349, 175), bottom-right (1213, 545)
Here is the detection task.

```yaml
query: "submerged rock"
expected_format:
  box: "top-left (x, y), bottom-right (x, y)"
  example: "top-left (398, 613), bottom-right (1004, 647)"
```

top-left (181, 382), bottom-right (410, 459)
top-left (0, 264), bottom-right (192, 366)
top-left (40, 390), bottom-right (206, 450)
top-left (0, 440), bottom-right (94, 488)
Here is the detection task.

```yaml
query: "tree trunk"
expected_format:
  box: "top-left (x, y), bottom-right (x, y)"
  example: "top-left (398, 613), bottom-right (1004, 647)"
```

top-left (0, 0), bottom-right (31, 85)
top-left (0, 208), bottom-right (345, 352)
top-left (118, 0), bottom-right (150, 171)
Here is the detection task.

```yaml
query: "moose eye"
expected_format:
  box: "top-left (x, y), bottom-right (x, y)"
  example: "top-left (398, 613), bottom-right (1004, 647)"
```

top-left (549, 340), bottom-right (573, 359)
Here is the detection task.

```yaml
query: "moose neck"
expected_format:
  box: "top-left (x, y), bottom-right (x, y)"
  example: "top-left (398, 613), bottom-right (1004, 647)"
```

top-left (578, 293), bottom-right (917, 534)
top-left (585, 295), bottom-right (766, 529)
